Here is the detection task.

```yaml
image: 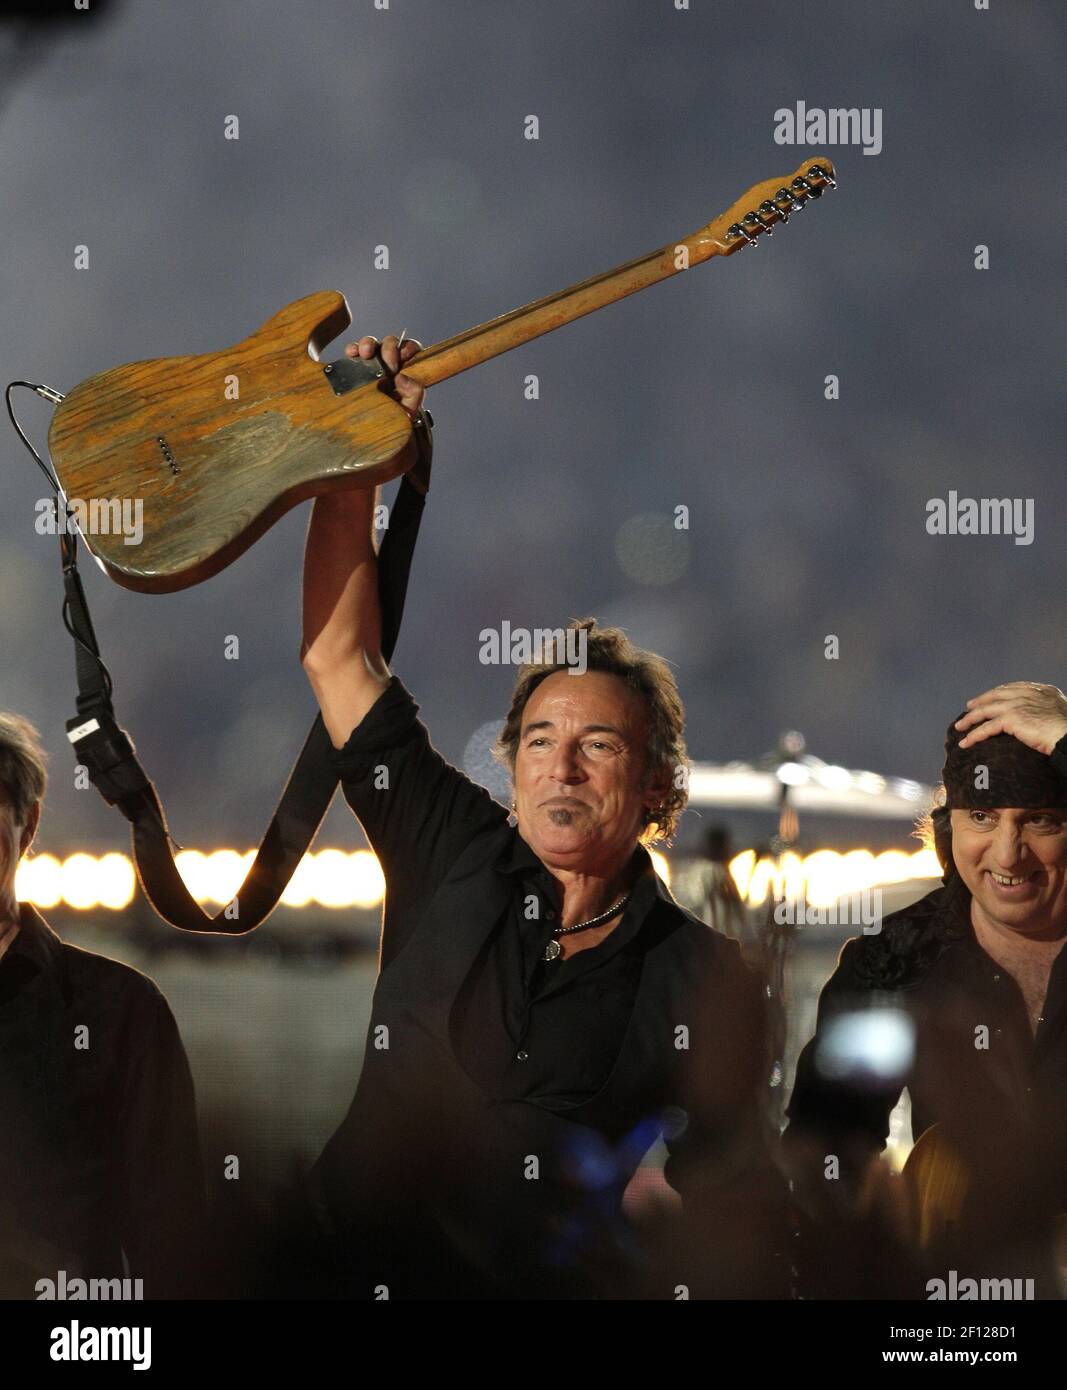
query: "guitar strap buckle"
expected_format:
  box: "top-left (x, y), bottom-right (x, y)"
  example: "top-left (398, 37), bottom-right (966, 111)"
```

top-left (65, 710), bottom-right (151, 821)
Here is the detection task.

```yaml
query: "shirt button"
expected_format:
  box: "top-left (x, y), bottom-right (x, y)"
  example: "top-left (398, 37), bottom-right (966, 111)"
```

top-left (516, 1049), bottom-right (529, 1062)
top-left (992, 974), bottom-right (1001, 983)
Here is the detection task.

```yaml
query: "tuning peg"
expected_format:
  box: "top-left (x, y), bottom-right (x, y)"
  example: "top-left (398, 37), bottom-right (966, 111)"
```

top-left (791, 176), bottom-right (820, 201)
top-left (727, 220), bottom-right (759, 247)
top-left (807, 163), bottom-right (836, 189)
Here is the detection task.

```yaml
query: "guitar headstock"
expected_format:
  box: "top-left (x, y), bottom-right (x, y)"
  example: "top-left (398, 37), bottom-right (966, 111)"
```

top-left (704, 158), bottom-right (837, 253)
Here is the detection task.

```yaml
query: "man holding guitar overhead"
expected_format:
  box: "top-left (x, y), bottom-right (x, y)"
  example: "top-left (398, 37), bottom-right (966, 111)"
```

top-left (784, 682), bottom-right (1067, 1298)
top-left (298, 334), bottom-right (786, 1300)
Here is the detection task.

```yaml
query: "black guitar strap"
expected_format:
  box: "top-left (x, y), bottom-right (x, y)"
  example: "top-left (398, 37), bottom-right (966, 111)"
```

top-left (62, 419), bottom-right (433, 935)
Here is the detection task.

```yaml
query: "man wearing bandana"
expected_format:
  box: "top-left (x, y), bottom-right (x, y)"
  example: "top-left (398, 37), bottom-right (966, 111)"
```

top-left (783, 682), bottom-right (1067, 1298)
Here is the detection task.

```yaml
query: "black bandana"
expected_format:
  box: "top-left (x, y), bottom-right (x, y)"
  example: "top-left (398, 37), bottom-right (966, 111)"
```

top-left (942, 712), bottom-right (1067, 809)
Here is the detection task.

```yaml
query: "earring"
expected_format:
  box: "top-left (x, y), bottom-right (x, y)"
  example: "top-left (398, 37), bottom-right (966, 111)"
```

top-left (507, 799), bottom-right (518, 827)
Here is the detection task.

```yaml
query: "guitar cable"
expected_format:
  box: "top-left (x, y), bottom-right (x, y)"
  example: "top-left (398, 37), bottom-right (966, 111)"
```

top-left (5, 378), bottom-right (66, 494)
top-left (5, 379), bottom-right (117, 702)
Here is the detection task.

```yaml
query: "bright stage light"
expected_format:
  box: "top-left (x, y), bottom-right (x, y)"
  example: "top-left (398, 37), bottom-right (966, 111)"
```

top-left (61, 852), bottom-right (102, 909)
top-left (349, 849), bottom-right (386, 907)
top-left (648, 848), bottom-right (671, 886)
top-left (14, 843), bottom-right (941, 914)
top-left (730, 846), bottom-right (941, 907)
top-left (313, 849), bottom-right (357, 908)
top-left (96, 852), bottom-right (136, 909)
top-left (15, 852), bottom-right (63, 908)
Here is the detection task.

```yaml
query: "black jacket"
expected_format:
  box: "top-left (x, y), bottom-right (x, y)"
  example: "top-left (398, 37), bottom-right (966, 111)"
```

top-left (0, 904), bottom-right (206, 1298)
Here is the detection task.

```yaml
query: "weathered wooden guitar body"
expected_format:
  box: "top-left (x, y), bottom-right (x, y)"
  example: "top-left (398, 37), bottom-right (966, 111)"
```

top-left (48, 290), bottom-right (416, 593)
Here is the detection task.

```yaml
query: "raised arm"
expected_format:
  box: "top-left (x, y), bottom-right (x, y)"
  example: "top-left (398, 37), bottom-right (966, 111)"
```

top-left (300, 333), bottom-right (425, 749)
top-left (298, 338), bottom-right (506, 964)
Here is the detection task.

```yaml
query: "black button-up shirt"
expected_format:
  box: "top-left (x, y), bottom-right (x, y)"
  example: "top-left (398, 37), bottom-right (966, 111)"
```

top-left (0, 904), bottom-right (206, 1298)
top-left (452, 836), bottom-right (654, 1106)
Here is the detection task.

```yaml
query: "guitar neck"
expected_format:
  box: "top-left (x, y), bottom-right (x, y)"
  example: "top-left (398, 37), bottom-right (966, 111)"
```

top-left (392, 157), bottom-right (836, 388)
top-left (402, 227), bottom-right (724, 389)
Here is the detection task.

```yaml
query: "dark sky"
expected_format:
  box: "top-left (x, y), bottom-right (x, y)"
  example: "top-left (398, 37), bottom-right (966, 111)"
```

top-left (1, 0), bottom-right (1063, 854)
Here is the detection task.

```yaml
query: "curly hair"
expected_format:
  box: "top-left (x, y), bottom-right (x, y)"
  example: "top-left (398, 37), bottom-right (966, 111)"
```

top-left (914, 788), bottom-right (955, 882)
top-left (493, 617), bottom-right (688, 846)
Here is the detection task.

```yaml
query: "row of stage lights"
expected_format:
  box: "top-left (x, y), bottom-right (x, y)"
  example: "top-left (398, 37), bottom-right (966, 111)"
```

top-left (14, 845), bottom-right (942, 913)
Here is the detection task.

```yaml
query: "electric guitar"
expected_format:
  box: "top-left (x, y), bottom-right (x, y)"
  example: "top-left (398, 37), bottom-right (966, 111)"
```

top-left (47, 158), bottom-right (836, 593)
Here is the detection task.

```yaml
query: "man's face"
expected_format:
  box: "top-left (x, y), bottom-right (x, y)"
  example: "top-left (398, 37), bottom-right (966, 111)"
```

top-left (950, 807), bottom-right (1067, 938)
top-left (512, 670), bottom-right (663, 875)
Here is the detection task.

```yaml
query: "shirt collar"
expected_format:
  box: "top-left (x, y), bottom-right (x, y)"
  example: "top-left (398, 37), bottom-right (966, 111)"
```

top-left (497, 830), bottom-right (543, 876)
top-left (498, 831), bottom-right (673, 907)
top-left (0, 902), bottom-right (67, 1000)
